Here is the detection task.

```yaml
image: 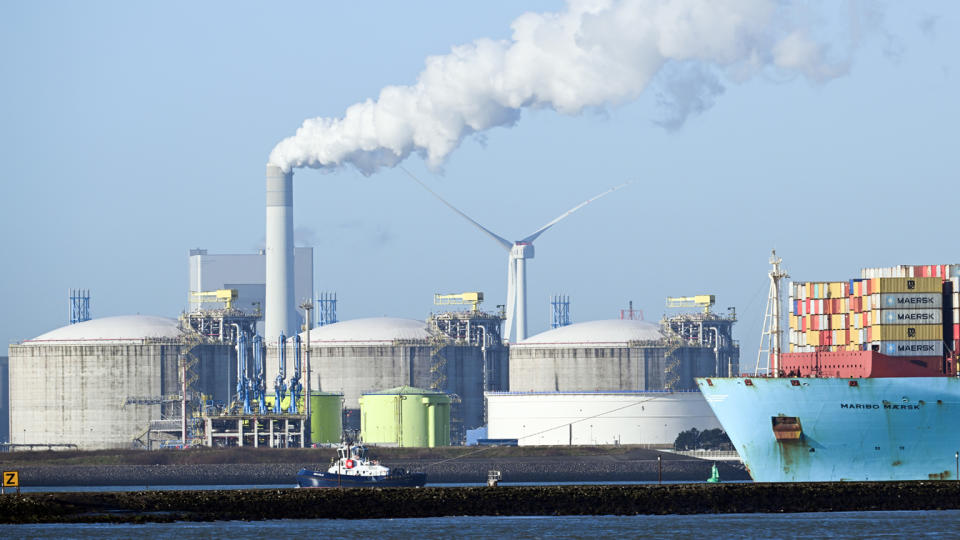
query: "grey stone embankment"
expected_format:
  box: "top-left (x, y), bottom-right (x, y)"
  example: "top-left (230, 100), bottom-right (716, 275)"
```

top-left (12, 455), bottom-right (748, 486)
top-left (3, 482), bottom-right (960, 523)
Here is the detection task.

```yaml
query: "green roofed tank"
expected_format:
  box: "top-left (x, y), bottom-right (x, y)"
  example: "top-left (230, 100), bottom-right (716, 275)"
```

top-left (359, 386), bottom-right (451, 447)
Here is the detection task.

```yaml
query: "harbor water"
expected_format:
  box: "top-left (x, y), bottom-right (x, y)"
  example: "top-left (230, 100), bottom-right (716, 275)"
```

top-left (3, 511), bottom-right (959, 539)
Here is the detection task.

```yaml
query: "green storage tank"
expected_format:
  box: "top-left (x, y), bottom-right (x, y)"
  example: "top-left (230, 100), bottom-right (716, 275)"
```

top-left (309, 392), bottom-right (343, 444)
top-left (264, 391), bottom-right (343, 444)
top-left (359, 386), bottom-right (451, 447)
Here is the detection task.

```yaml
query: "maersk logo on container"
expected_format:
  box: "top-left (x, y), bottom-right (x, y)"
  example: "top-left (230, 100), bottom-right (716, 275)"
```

top-left (882, 293), bottom-right (941, 307)
top-left (885, 342), bottom-right (938, 354)
top-left (883, 309), bottom-right (941, 324)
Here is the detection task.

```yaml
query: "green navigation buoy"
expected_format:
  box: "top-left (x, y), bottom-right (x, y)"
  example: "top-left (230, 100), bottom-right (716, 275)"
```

top-left (707, 463), bottom-right (721, 483)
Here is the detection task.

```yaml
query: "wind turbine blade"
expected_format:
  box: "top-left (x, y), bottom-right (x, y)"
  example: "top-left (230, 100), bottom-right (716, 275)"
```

top-left (401, 166), bottom-right (513, 250)
top-left (520, 182), bottom-right (631, 244)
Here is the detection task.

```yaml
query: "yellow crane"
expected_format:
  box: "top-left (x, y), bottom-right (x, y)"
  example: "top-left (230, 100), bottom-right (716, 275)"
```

top-left (434, 292), bottom-right (484, 311)
top-left (665, 295), bottom-right (716, 314)
top-left (190, 288), bottom-right (239, 310)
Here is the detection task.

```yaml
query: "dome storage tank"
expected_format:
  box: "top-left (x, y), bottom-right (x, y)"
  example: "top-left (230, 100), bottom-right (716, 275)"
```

top-left (267, 317), bottom-right (507, 441)
top-left (509, 319), bottom-right (732, 392)
top-left (7, 315), bottom-right (234, 450)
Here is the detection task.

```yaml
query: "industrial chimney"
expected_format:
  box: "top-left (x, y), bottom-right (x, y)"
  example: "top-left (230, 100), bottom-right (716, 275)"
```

top-left (266, 164), bottom-right (294, 341)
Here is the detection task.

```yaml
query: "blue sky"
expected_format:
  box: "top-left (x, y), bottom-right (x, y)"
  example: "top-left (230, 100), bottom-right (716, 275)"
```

top-left (2, 1), bottom-right (958, 372)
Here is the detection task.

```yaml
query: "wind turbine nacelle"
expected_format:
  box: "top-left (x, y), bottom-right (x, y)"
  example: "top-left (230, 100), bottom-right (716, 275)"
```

top-left (512, 243), bottom-right (534, 259)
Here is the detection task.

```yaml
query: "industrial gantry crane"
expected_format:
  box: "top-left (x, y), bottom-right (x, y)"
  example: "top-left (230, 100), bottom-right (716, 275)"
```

top-left (434, 291), bottom-right (484, 311)
top-left (190, 288), bottom-right (239, 310)
top-left (665, 295), bottom-right (716, 314)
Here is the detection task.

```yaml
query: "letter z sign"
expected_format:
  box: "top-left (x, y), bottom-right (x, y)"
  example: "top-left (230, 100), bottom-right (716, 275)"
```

top-left (2, 471), bottom-right (18, 487)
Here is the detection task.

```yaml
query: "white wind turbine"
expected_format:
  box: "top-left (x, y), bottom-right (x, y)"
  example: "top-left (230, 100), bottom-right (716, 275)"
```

top-left (403, 169), bottom-right (627, 343)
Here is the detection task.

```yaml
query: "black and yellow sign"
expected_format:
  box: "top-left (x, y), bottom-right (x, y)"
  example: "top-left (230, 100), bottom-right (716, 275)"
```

top-left (2, 471), bottom-right (19, 487)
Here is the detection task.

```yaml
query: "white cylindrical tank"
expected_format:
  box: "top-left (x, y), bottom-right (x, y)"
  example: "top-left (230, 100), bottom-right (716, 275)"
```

top-left (8, 315), bottom-right (234, 450)
top-left (265, 164), bottom-right (295, 341)
top-left (485, 391), bottom-right (721, 446)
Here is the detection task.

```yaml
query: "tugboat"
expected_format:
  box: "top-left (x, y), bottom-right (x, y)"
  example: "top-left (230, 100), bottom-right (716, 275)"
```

top-left (296, 442), bottom-right (427, 488)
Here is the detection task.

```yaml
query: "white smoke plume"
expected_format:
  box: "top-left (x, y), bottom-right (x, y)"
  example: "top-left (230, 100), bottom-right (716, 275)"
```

top-left (269, 0), bottom-right (852, 173)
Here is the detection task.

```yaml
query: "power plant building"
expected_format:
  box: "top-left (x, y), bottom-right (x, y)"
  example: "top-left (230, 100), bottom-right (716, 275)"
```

top-left (485, 391), bottom-right (722, 446)
top-left (8, 316), bottom-right (235, 450)
top-left (188, 247), bottom-right (314, 335)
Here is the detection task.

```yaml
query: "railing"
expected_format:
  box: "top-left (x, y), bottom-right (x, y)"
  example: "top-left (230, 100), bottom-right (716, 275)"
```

top-left (664, 449), bottom-right (741, 461)
top-left (0, 443), bottom-right (79, 452)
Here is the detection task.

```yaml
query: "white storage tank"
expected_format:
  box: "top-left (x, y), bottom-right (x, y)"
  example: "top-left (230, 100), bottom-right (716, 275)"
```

top-left (8, 315), bottom-right (234, 450)
top-left (485, 390), bottom-right (721, 446)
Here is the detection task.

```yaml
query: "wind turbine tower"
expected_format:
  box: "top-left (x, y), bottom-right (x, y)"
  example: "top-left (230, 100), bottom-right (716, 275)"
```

top-left (404, 169), bottom-right (627, 343)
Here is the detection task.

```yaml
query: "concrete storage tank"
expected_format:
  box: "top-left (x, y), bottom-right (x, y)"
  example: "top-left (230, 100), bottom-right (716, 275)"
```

top-left (359, 386), bottom-right (451, 447)
top-left (7, 316), bottom-right (234, 450)
top-left (266, 317), bottom-right (507, 438)
top-left (509, 319), bottom-right (723, 392)
top-left (0, 355), bottom-right (7, 444)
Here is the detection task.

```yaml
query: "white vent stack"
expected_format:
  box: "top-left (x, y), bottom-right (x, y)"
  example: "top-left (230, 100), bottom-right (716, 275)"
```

top-left (265, 164), bottom-right (295, 341)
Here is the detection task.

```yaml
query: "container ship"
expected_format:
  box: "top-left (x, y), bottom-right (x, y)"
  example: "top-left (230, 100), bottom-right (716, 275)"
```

top-left (697, 253), bottom-right (960, 482)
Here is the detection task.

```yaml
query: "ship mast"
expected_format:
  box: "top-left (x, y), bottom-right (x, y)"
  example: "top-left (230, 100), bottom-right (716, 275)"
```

top-left (765, 250), bottom-right (789, 377)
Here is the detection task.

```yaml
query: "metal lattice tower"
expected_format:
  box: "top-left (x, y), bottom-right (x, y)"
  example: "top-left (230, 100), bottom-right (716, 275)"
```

top-left (756, 249), bottom-right (789, 376)
top-left (620, 300), bottom-right (644, 321)
top-left (69, 289), bottom-right (91, 324)
top-left (550, 295), bottom-right (571, 328)
top-left (317, 292), bottom-right (337, 327)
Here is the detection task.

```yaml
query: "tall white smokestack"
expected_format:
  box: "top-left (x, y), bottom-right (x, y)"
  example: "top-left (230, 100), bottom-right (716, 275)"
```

top-left (266, 164), bottom-right (294, 341)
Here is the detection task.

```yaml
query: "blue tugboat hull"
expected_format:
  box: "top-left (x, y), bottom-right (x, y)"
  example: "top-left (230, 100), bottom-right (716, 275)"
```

top-left (296, 468), bottom-right (427, 488)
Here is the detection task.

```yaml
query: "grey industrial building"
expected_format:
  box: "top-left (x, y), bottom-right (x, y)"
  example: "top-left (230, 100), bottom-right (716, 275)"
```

top-left (7, 316), bottom-right (234, 450)
top-left (188, 247), bottom-right (313, 335)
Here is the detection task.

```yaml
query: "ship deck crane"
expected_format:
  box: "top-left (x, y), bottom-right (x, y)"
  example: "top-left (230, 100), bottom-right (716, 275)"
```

top-left (666, 295), bottom-right (716, 314)
top-left (434, 292), bottom-right (484, 311)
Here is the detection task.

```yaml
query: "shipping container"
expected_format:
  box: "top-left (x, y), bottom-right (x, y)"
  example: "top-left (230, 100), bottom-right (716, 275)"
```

top-left (871, 340), bottom-right (944, 357)
top-left (877, 293), bottom-right (942, 309)
top-left (870, 277), bottom-right (942, 294)
top-left (807, 330), bottom-right (820, 347)
top-left (880, 309), bottom-right (943, 325)
top-left (869, 324), bottom-right (943, 341)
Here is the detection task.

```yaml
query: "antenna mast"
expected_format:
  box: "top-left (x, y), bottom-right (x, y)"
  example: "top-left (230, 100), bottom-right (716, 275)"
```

top-left (756, 250), bottom-right (789, 376)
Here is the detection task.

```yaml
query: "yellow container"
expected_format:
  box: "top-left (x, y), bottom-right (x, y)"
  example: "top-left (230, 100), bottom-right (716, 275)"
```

top-left (828, 282), bottom-right (844, 298)
top-left (830, 314), bottom-right (846, 329)
top-left (789, 315), bottom-right (798, 330)
top-left (807, 330), bottom-right (821, 346)
top-left (870, 324), bottom-right (942, 341)
top-left (871, 277), bottom-right (942, 294)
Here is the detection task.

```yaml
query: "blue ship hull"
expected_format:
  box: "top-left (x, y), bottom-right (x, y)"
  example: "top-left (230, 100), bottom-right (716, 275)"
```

top-left (696, 376), bottom-right (960, 482)
top-left (296, 468), bottom-right (427, 488)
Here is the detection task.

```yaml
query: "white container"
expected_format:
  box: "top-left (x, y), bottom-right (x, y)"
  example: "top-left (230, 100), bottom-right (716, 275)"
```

top-left (881, 309), bottom-right (943, 325)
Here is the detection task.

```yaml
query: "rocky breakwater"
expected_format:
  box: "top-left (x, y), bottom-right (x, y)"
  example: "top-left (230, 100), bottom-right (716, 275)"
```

top-left (11, 450), bottom-right (747, 486)
top-left (3, 482), bottom-right (960, 523)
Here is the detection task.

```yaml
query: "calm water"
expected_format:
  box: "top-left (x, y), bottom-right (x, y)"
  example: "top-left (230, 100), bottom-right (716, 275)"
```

top-left (2, 511), bottom-right (958, 539)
